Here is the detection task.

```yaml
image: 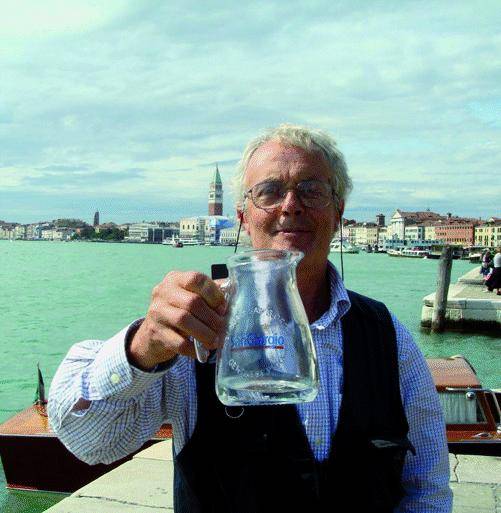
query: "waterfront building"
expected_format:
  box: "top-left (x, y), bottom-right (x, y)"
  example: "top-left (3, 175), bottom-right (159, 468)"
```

top-left (220, 226), bottom-right (238, 245)
top-left (404, 224), bottom-right (426, 241)
top-left (334, 217), bottom-right (383, 248)
top-left (474, 217), bottom-right (501, 248)
top-left (93, 211), bottom-right (100, 227)
top-left (40, 228), bottom-right (75, 241)
top-left (13, 225), bottom-right (27, 240)
top-left (0, 222), bottom-right (24, 240)
top-left (126, 222), bottom-right (179, 243)
top-left (208, 165), bottom-right (223, 216)
top-left (0, 224), bottom-right (14, 240)
top-left (126, 222), bottom-right (154, 242)
top-left (333, 219), bottom-right (357, 243)
top-left (149, 226), bottom-right (179, 243)
top-left (179, 217), bottom-right (206, 243)
top-left (179, 216), bottom-right (234, 244)
top-left (26, 224), bottom-right (43, 240)
top-left (351, 222), bottom-right (379, 246)
top-left (204, 216), bottom-right (235, 244)
top-left (434, 215), bottom-right (481, 246)
top-left (389, 209), bottom-right (443, 239)
top-left (377, 226), bottom-right (387, 248)
top-left (424, 223), bottom-right (438, 241)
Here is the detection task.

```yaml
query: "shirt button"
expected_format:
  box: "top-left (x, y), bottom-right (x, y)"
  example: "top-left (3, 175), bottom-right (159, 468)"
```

top-left (314, 325), bottom-right (325, 330)
top-left (315, 438), bottom-right (323, 446)
top-left (110, 373), bottom-right (121, 385)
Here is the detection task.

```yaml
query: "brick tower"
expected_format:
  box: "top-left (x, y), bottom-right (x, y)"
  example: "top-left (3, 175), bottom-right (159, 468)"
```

top-left (208, 164), bottom-right (223, 216)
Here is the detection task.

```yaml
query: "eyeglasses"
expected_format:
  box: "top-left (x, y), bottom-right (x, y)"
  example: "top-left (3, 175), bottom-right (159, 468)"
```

top-left (244, 179), bottom-right (335, 211)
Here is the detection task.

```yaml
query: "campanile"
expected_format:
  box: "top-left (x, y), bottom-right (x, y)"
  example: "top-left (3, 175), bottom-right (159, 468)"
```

top-left (208, 164), bottom-right (223, 215)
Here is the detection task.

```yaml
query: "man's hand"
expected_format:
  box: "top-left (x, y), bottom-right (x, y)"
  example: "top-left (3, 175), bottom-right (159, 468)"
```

top-left (129, 271), bottom-right (228, 369)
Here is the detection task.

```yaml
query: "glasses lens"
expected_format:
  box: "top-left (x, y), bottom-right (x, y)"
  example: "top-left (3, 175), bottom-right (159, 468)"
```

top-left (252, 181), bottom-right (282, 207)
top-left (297, 180), bottom-right (331, 207)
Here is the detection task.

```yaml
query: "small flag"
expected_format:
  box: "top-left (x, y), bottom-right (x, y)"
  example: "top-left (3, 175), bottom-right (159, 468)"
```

top-left (34, 363), bottom-right (46, 405)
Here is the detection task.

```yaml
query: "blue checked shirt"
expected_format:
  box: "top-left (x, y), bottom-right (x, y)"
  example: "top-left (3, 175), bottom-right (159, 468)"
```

top-left (48, 262), bottom-right (452, 512)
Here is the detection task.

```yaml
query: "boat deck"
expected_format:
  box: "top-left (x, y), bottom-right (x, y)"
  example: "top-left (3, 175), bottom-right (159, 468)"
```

top-left (426, 357), bottom-right (481, 390)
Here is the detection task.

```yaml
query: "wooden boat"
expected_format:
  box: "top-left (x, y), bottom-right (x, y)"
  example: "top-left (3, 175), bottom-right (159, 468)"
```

top-left (1, 356), bottom-right (499, 494)
top-left (427, 356), bottom-right (500, 456)
top-left (0, 366), bottom-right (171, 493)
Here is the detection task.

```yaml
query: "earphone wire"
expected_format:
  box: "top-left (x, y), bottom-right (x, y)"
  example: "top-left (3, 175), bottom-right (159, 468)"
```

top-left (339, 211), bottom-right (344, 281)
top-left (234, 217), bottom-right (242, 253)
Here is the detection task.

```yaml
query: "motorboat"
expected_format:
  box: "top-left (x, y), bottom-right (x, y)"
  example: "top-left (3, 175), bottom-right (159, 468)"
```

top-left (469, 252), bottom-right (482, 264)
top-left (401, 248), bottom-right (430, 258)
top-left (0, 368), bottom-right (171, 493)
top-left (162, 235), bottom-right (183, 247)
top-left (428, 355), bottom-right (501, 456)
top-left (330, 241), bottom-right (359, 253)
top-left (388, 248), bottom-right (430, 258)
top-left (1, 356), bottom-right (499, 493)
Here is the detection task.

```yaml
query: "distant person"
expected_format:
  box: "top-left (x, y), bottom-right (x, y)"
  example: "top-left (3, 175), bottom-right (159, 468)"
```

top-left (480, 249), bottom-right (492, 277)
top-left (48, 124), bottom-right (452, 512)
top-left (485, 247), bottom-right (501, 295)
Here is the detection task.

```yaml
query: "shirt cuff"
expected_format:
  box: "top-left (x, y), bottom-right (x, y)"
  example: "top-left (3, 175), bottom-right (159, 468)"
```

top-left (124, 318), bottom-right (179, 374)
top-left (85, 319), bottom-right (179, 401)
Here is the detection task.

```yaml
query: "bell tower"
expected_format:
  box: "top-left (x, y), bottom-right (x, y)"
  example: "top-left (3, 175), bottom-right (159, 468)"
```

top-left (208, 164), bottom-right (223, 216)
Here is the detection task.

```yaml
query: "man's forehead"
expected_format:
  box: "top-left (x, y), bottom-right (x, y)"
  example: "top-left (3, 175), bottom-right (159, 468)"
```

top-left (248, 140), bottom-right (323, 164)
top-left (245, 141), bottom-right (328, 183)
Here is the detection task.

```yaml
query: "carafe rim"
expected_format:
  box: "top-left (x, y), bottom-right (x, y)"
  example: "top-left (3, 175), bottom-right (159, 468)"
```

top-left (227, 248), bottom-right (303, 268)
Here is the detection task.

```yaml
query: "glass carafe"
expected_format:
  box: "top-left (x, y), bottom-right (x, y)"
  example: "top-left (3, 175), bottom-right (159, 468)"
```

top-left (216, 249), bottom-right (318, 406)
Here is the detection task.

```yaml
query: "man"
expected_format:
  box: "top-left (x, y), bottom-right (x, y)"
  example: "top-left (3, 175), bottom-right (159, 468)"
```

top-left (49, 124), bottom-right (452, 512)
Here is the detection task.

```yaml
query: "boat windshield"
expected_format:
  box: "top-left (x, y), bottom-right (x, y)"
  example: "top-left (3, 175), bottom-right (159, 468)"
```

top-left (438, 391), bottom-right (487, 424)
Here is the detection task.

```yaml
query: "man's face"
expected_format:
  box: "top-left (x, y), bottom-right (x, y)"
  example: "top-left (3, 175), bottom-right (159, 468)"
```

top-left (241, 140), bottom-right (343, 267)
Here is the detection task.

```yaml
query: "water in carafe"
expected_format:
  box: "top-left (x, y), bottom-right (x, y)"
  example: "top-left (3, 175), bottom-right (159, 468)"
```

top-left (216, 249), bottom-right (318, 406)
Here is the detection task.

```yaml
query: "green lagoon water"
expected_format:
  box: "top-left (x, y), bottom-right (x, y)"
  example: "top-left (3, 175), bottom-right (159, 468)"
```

top-left (0, 240), bottom-right (500, 512)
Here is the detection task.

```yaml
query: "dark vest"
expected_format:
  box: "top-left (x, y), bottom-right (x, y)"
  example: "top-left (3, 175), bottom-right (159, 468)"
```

top-left (173, 290), bottom-right (415, 513)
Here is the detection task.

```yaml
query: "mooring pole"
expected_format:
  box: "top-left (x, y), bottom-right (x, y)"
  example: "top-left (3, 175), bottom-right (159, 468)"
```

top-left (431, 245), bottom-right (453, 332)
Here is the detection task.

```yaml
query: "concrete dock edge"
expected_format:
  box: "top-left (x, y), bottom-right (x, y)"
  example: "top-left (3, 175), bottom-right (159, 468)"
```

top-left (42, 441), bottom-right (500, 512)
top-left (421, 267), bottom-right (501, 332)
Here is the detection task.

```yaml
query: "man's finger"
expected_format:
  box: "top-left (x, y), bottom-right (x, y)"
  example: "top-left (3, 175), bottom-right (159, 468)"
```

top-left (168, 288), bottom-right (227, 334)
top-left (180, 272), bottom-right (226, 311)
top-left (159, 305), bottom-right (221, 349)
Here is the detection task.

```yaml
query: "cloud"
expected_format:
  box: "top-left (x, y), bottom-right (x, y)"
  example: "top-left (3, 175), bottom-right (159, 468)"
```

top-left (1, 0), bottom-right (500, 223)
top-left (0, 1), bottom-right (133, 38)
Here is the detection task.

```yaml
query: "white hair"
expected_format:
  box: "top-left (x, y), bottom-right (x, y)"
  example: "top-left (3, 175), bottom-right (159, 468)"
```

top-left (232, 123), bottom-right (352, 212)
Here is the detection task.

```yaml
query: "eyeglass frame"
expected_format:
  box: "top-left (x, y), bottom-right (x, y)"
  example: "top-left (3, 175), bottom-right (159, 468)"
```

top-left (243, 178), bottom-right (336, 212)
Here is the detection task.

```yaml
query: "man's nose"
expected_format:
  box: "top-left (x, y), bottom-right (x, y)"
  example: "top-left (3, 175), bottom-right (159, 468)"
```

top-left (280, 189), bottom-right (304, 215)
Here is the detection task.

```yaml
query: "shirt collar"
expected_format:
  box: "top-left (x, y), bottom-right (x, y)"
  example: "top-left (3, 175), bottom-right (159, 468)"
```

top-left (311, 260), bottom-right (351, 330)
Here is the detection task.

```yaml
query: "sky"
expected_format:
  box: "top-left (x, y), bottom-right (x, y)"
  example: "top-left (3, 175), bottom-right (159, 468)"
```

top-left (1, 0), bottom-right (500, 225)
